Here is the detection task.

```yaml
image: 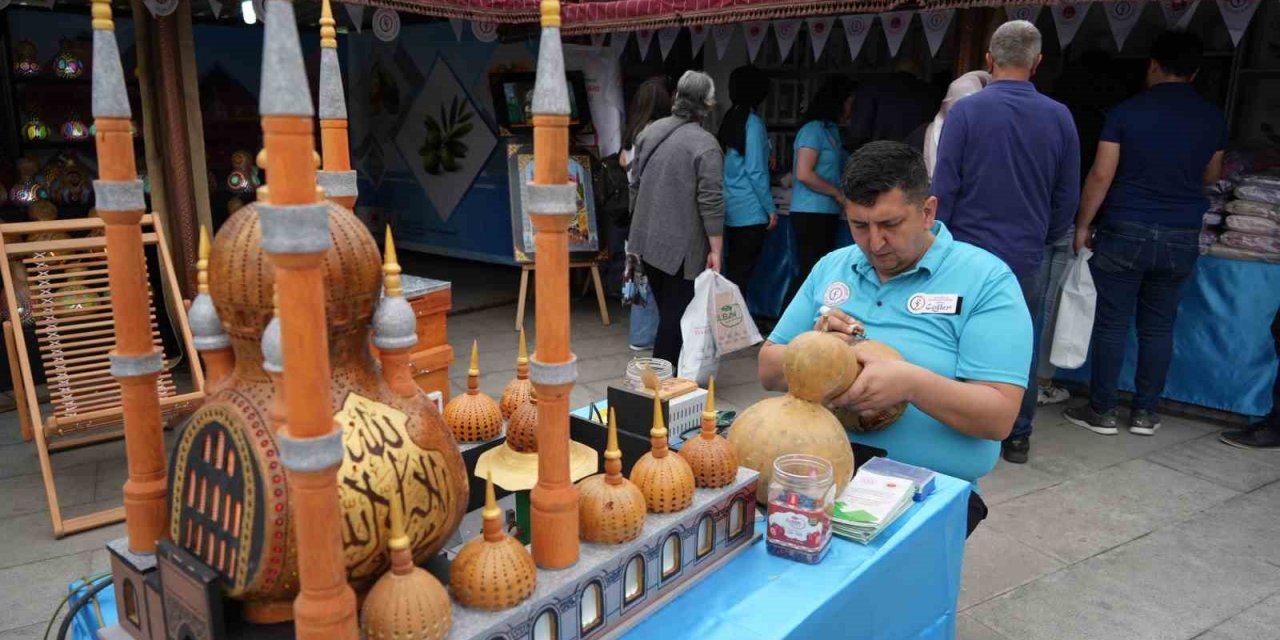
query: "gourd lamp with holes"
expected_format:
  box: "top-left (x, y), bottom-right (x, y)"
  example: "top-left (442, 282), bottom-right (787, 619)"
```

top-left (678, 377), bottom-right (739, 488)
top-left (500, 328), bottom-right (533, 419)
top-left (360, 488), bottom-right (452, 640)
top-left (505, 387), bottom-right (539, 453)
top-left (578, 408), bottom-right (647, 543)
top-left (630, 392), bottom-right (696, 513)
top-left (444, 341), bottom-right (504, 442)
top-left (450, 474), bottom-right (537, 611)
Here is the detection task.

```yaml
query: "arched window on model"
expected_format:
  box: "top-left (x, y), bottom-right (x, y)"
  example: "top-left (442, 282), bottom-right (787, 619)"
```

top-left (122, 579), bottom-right (140, 626)
top-left (661, 532), bottom-right (681, 581)
top-left (580, 581), bottom-right (604, 635)
top-left (697, 514), bottom-right (715, 558)
top-left (729, 497), bottom-right (747, 539)
top-left (624, 554), bottom-right (645, 605)
top-left (532, 607), bottom-right (559, 640)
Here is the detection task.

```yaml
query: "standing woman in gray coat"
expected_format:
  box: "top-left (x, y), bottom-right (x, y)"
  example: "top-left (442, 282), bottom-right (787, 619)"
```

top-left (628, 71), bottom-right (726, 366)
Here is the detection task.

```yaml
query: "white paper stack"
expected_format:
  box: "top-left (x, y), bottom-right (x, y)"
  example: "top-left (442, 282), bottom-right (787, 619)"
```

top-left (831, 469), bottom-right (915, 544)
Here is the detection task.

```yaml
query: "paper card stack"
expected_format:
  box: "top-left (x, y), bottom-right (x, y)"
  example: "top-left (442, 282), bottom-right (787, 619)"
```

top-left (831, 468), bottom-right (915, 544)
top-left (860, 457), bottom-right (937, 502)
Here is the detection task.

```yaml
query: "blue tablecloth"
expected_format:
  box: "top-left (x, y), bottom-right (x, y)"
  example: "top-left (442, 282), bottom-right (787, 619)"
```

top-left (624, 474), bottom-right (971, 640)
top-left (1057, 255), bottom-right (1280, 417)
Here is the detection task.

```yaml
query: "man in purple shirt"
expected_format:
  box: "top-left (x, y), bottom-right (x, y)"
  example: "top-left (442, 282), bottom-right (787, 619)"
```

top-left (932, 20), bottom-right (1080, 464)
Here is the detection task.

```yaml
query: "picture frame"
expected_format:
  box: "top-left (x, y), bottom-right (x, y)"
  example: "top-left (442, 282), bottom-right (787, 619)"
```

top-left (489, 71), bottom-right (592, 136)
top-left (506, 143), bottom-right (600, 264)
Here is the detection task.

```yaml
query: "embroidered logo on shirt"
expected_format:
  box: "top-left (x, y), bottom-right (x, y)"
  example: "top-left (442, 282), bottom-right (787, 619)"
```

top-left (907, 293), bottom-right (962, 315)
top-left (823, 282), bottom-right (851, 307)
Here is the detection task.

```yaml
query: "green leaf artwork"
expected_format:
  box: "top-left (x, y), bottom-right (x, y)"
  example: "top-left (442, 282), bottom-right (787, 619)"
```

top-left (420, 95), bottom-right (475, 175)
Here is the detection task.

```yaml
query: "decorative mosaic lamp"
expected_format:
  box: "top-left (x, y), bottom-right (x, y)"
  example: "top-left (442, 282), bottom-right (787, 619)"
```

top-left (630, 392), bottom-right (696, 513)
top-left (505, 386), bottom-right (538, 453)
top-left (23, 113), bottom-right (50, 142)
top-left (53, 41), bottom-right (85, 80)
top-left (61, 114), bottom-right (90, 141)
top-left (13, 40), bottom-right (40, 77)
top-left (500, 328), bottom-right (533, 419)
top-left (678, 377), bottom-right (739, 488)
top-left (360, 486), bottom-right (453, 640)
top-left (578, 408), bottom-right (647, 543)
top-left (449, 473), bottom-right (537, 611)
top-left (9, 157), bottom-right (45, 205)
top-left (225, 149), bottom-right (259, 194)
top-left (443, 341), bottom-right (504, 442)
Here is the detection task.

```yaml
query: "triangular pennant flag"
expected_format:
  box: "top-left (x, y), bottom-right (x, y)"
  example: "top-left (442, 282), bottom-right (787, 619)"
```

top-left (1104, 1), bottom-right (1146, 50)
top-left (690, 24), bottom-right (709, 58)
top-left (879, 11), bottom-right (914, 57)
top-left (773, 19), bottom-right (802, 62)
top-left (1051, 2), bottom-right (1090, 49)
top-left (841, 15), bottom-right (874, 62)
top-left (921, 9), bottom-right (955, 57)
top-left (208, 0), bottom-right (223, 18)
top-left (1160, 0), bottom-right (1200, 28)
top-left (658, 27), bottom-right (680, 61)
top-left (449, 18), bottom-right (464, 41)
top-left (1005, 4), bottom-right (1043, 23)
top-left (344, 2), bottom-right (364, 33)
top-left (743, 22), bottom-right (768, 63)
top-left (807, 17), bottom-right (835, 62)
top-left (1217, 0), bottom-right (1261, 46)
top-left (611, 32), bottom-right (631, 58)
top-left (712, 24), bottom-right (735, 60)
top-left (635, 29), bottom-right (656, 60)
top-left (472, 20), bottom-right (498, 42)
top-left (590, 33), bottom-right (606, 48)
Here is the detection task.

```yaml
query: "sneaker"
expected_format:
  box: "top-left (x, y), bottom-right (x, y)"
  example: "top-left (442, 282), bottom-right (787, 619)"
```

top-left (1220, 425), bottom-right (1280, 450)
top-left (628, 344), bottom-right (652, 352)
top-left (1001, 437), bottom-right (1030, 464)
top-left (1037, 385), bottom-right (1070, 406)
top-left (1129, 410), bottom-right (1162, 436)
top-left (1064, 405), bottom-right (1119, 436)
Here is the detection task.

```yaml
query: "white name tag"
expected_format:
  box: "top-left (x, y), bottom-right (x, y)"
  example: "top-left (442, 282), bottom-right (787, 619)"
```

top-left (907, 293), bottom-right (962, 315)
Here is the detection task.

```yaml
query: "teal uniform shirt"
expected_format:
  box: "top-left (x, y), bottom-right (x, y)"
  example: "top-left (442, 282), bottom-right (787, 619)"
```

top-left (789, 120), bottom-right (848, 215)
top-left (724, 112), bottom-right (776, 228)
top-left (768, 221), bottom-right (1032, 483)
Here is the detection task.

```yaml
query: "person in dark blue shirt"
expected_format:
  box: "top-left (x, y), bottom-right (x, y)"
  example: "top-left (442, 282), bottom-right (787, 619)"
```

top-left (931, 20), bottom-right (1080, 464)
top-left (1067, 31), bottom-right (1226, 437)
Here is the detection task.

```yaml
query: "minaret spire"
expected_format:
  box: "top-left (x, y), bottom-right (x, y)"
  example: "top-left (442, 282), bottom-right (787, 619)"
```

top-left (373, 226), bottom-right (419, 396)
top-left (317, 0), bottom-right (356, 209)
top-left (189, 226), bottom-right (234, 388)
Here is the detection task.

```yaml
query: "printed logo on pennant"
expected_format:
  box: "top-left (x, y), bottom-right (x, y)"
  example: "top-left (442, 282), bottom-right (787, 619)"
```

top-left (879, 11), bottom-right (915, 58)
top-left (744, 21), bottom-right (769, 62)
top-left (823, 282), bottom-right (851, 307)
top-left (472, 20), bottom-right (498, 43)
top-left (807, 17), bottom-right (835, 62)
top-left (773, 19), bottom-right (802, 61)
top-left (1104, 1), bottom-right (1146, 51)
top-left (1051, 2), bottom-right (1091, 49)
top-left (1160, 0), bottom-right (1200, 28)
top-left (907, 293), bottom-right (962, 315)
top-left (1217, 0), bottom-right (1261, 46)
top-left (1006, 4), bottom-right (1043, 22)
top-left (921, 9), bottom-right (955, 57)
top-left (841, 15), bottom-right (874, 62)
top-left (373, 7), bottom-right (400, 42)
top-left (712, 24), bottom-right (735, 60)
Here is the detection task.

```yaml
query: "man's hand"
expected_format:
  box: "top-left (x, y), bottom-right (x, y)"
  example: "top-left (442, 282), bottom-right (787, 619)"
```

top-left (767, 213), bottom-right (778, 231)
top-left (832, 358), bottom-right (921, 413)
top-left (1073, 226), bottom-right (1093, 255)
top-left (814, 307), bottom-right (864, 343)
top-left (706, 251), bottom-right (721, 273)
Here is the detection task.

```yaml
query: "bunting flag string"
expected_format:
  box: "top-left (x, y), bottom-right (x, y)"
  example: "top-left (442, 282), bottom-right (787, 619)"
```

top-left (807, 17), bottom-right (835, 62)
top-left (921, 9), bottom-right (955, 57)
top-left (743, 21), bottom-right (769, 63)
top-left (1104, 1), bottom-right (1146, 51)
top-left (208, 0), bottom-right (223, 19)
top-left (773, 19), bottom-right (802, 62)
top-left (344, 2), bottom-right (364, 33)
top-left (635, 29), bottom-right (656, 60)
top-left (449, 18), bottom-right (464, 41)
top-left (1217, 0), bottom-right (1261, 46)
top-left (1160, 0), bottom-right (1200, 28)
top-left (880, 11), bottom-right (914, 58)
top-left (712, 24), bottom-right (735, 60)
top-left (690, 24), bottom-right (709, 58)
top-left (658, 27), bottom-right (680, 60)
top-left (1051, 2), bottom-right (1090, 50)
top-left (841, 15), bottom-right (874, 62)
top-left (611, 32), bottom-right (631, 58)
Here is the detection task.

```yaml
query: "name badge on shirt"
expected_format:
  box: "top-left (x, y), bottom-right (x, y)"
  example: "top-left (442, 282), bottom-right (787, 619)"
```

top-left (907, 293), bottom-right (963, 315)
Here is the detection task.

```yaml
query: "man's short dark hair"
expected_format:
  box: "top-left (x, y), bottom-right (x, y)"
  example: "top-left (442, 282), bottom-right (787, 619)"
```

top-left (841, 141), bottom-right (930, 207)
top-left (1152, 30), bottom-right (1203, 79)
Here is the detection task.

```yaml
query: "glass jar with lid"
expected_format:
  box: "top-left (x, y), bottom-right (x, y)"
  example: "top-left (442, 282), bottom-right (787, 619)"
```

top-left (765, 453), bottom-right (835, 564)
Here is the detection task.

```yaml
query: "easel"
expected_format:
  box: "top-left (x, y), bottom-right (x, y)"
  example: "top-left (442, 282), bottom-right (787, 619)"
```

top-left (515, 260), bottom-right (610, 332)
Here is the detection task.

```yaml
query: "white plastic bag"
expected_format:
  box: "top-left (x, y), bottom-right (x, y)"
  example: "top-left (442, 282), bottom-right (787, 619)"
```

top-left (678, 270), bottom-right (721, 385)
top-left (710, 271), bottom-right (763, 356)
top-left (1050, 248), bottom-right (1096, 369)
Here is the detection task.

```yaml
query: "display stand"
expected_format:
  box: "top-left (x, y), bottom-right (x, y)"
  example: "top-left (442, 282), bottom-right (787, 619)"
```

top-left (515, 260), bottom-right (610, 331)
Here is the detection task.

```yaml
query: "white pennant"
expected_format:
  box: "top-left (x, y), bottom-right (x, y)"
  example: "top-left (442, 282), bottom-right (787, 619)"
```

top-left (344, 2), bottom-right (364, 33)
top-left (144, 0), bottom-right (178, 17)
top-left (1051, 2), bottom-right (1090, 49)
top-left (689, 25), bottom-right (709, 58)
top-left (743, 22), bottom-right (768, 63)
top-left (879, 11), bottom-right (914, 58)
top-left (635, 29), bottom-right (656, 60)
top-left (1005, 4), bottom-right (1043, 22)
top-left (1160, 0), bottom-right (1200, 28)
top-left (807, 17), bottom-right (835, 62)
top-left (712, 24), bottom-right (735, 60)
top-left (372, 7), bottom-right (400, 42)
top-left (208, 0), bottom-right (222, 18)
top-left (1217, 0), bottom-right (1261, 46)
top-left (472, 20), bottom-right (498, 42)
top-left (449, 18), bottom-right (464, 41)
top-left (658, 27), bottom-right (680, 60)
top-left (773, 19), bottom-right (802, 62)
top-left (841, 15), bottom-right (874, 62)
top-left (590, 33), bottom-right (606, 48)
top-left (1104, 1), bottom-right (1146, 51)
top-left (921, 9), bottom-right (955, 57)
top-left (611, 33), bottom-right (631, 58)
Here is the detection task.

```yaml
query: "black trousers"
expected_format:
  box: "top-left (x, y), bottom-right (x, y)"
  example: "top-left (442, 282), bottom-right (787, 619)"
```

top-left (724, 224), bottom-right (769, 290)
top-left (644, 261), bottom-right (696, 366)
top-left (787, 212), bottom-right (842, 306)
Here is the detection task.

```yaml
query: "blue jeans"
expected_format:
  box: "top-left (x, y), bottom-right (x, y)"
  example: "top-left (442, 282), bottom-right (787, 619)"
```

top-left (1010, 271), bottom-right (1042, 440)
top-left (1035, 235), bottom-right (1073, 381)
top-left (1088, 221), bottom-right (1200, 413)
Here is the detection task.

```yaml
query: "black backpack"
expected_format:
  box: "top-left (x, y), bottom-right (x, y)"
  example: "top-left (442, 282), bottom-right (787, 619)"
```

top-left (597, 152), bottom-right (631, 228)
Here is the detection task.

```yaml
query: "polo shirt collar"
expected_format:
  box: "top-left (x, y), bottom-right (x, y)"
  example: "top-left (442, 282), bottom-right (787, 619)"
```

top-left (851, 221), bottom-right (955, 284)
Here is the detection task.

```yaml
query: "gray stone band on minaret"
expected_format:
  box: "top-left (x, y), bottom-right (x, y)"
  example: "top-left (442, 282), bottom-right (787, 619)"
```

top-left (189, 294), bottom-right (231, 351)
top-left (109, 351), bottom-right (164, 378)
top-left (92, 180), bottom-right (146, 212)
top-left (276, 429), bottom-right (345, 472)
top-left (259, 0), bottom-right (316, 117)
top-left (92, 30), bottom-right (132, 119)
top-left (317, 170), bottom-right (358, 198)
top-left (258, 202), bottom-right (332, 254)
top-left (318, 48), bottom-right (348, 120)
top-left (533, 27), bottom-right (571, 116)
top-left (529, 354), bottom-right (579, 386)
top-left (262, 316), bottom-right (283, 374)
top-left (372, 296), bottom-right (418, 351)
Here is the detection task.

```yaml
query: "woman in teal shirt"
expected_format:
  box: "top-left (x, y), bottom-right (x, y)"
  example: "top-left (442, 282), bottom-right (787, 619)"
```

top-left (790, 77), bottom-right (854, 287)
top-left (718, 66), bottom-right (776, 289)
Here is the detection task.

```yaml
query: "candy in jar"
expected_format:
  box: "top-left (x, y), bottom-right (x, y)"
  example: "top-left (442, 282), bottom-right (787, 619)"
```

top-left (766, 453), bottom-right (835, 564)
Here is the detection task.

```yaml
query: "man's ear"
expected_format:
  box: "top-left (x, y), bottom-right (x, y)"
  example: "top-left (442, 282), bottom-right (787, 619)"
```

top-left (923, 195), bottom-right (938, 226)
top-left (1030, 53), bottom-right (1044, 76)
top-left (985, 52), bottom-right (994, 72)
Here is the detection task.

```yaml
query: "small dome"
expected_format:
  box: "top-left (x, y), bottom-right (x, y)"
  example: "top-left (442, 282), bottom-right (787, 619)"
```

top-left (500, 329), bottom-right (532, 419)
top-left (450, 475), bottom-right (536, 611)
top-left (505, 394), bottom-right (538, 453)
top-left (677, 378), bottom-right (739, 488)
top-left (361, 564), bottom-right (452, 640)
top-left (189, 294), bottom-right (229, 351)
top-left (630, 395), bottom-right (694, 513)
top-left (579, 409), bottom-right (647, 543)
top-left (444, 341), bottom-right (503, 443)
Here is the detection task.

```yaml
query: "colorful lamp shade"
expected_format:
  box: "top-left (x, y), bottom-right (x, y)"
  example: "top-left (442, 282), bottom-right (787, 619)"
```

top-left (53, 43), bottom-right (85, 80)
top-left (9, 178), bottom-right (47, 206)
top-left (61, 116), bottom-right (90, 141)
top-left (13, 41), bottom-right (40, 77)
top-left (23, 115), bottom-right (50, 142)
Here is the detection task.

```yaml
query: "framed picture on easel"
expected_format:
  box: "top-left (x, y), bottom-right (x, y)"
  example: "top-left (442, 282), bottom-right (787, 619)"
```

top-left (506, 143), bottom-right (600, 264)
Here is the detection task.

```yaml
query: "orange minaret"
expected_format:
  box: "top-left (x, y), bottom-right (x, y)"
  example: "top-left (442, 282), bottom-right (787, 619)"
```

top-left (91, 0), bottom-right (167, 553)
top-left (189, 226), bottom-right (234, 390)
top-left (317, 0), bottom-right (356, 210)
top-left (256, 1), bottom-right (357, 637)
top-left (528, 0), bottom-right (580, 569)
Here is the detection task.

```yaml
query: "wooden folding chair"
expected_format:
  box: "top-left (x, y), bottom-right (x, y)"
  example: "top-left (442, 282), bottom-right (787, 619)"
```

top-left (0, 215), bottom-right (204, 537)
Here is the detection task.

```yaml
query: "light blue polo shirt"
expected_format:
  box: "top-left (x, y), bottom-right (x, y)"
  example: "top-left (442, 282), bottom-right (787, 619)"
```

top-left (768, 221), bottom-right (1032, 483)
top-left (789, 120), bottom-right (848, 215)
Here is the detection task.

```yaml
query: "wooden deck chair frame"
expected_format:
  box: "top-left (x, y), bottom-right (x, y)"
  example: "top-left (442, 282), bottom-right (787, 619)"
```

top-left (0, 215), bottom-right (205, 538)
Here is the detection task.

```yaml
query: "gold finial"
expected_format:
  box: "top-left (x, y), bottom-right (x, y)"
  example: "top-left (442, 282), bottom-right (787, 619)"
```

top-left (313, 150), bottom-right (322, 169)
top-left (197, 226), bottom-right (212, 295)
top-left (517, 328), bottom-right (528, 366)
top-left (383, 226), bottom-right (403, 297)
top-left (256, 148), bottom-right (267, 170)
top-left (701, 376), bottom-right (716, 420)
top-left (91, 0), bottom-right (113, 31)
top-left (605, 408), bottom-right (621, 461)
top-left (320, 0), bottom-right (338, 48)
top-left (650, 392), bottom-right (667, 439)
top-left (469, 340), bottom-right (480, 377)
top-left (481, 472), bottom-right (500, 520)
top-left (540, 0), bottom-right (561, 28)
top-left (388, 486), bottom-right (410, 552)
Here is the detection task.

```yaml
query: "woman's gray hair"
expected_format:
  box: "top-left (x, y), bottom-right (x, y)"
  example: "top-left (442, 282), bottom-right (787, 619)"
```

top-left (672, 70), bottom-right (716, 120)
top-left (989, 20), bottom-right (1042, 69)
